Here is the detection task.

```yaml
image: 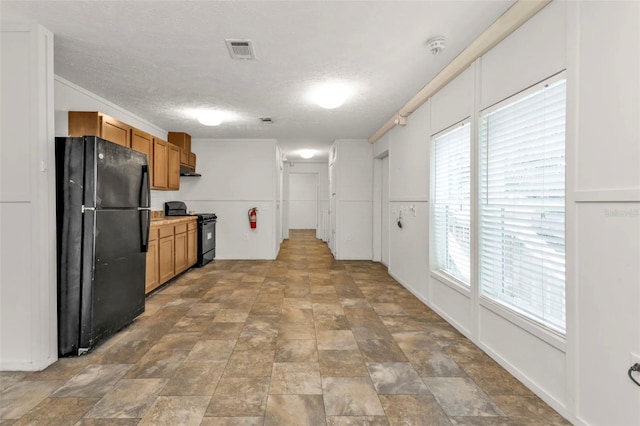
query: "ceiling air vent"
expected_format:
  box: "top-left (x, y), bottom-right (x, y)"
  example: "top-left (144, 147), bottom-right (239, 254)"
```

top-left (225, 39), bottom-right (255, 60)
top-left (260, 117), bottom-right (273, 124)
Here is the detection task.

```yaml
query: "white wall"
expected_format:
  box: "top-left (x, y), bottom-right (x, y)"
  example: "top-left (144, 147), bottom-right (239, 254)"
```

top-left (569, 2), bottom-right (640, 424)
top-left (386, 97), bottom-right (431, 300)
top-left (332, 139), bottom-right (373, 260)
top-left (1, 25), bottom-right (57, 370)
top-left (54, 76), bottom-right (168, 140)
top-left (372, 2), bottom-right (640, 424)
top-left (178, 139), bottom-right (278, 260)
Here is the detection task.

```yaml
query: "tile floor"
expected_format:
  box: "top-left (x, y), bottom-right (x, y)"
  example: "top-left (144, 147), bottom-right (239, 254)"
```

top-left (0, 230), bottom-right (570, 425)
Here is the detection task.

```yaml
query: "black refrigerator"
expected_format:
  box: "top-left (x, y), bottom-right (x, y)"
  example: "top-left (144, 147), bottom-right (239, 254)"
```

top-left (55, 136), bottom-right (151, 356)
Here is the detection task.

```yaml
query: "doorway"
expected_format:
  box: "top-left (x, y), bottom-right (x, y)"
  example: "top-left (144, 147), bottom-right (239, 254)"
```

top-left (288, 173), bottom-right (318, 231)
top-left (381, 155), bottom-right (389, 266)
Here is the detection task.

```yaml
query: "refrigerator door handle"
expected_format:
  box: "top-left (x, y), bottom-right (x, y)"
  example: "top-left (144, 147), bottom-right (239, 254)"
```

top-left (140, 209), bottom-right (150, 253)
top-left (140, 164), bottom-right (150, 208)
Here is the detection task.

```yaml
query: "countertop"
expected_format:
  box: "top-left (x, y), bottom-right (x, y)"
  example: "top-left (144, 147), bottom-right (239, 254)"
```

top-left (150, 216), bottom-right (197, 226)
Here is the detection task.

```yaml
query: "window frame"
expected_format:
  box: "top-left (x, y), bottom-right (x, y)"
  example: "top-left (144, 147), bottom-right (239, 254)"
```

top-left (430, 118), bottom-right (472, 292)
top-left (477, 72), bottom-right (567, 337)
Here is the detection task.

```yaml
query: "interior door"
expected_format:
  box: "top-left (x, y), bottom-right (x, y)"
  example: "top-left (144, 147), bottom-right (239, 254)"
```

top-left (381, 155), bottom-right (389, 266)
top-left (329, 161), bottom-right (337, 256)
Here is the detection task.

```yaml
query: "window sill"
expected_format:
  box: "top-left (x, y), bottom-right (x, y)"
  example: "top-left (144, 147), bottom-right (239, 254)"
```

top-left (478, 296), bottom-right (567, 352)
top-left (430, 270), bottom-right (471, 298)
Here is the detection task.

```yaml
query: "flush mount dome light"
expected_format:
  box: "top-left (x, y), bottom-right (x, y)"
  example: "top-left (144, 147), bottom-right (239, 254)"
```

top-left (196, 111), bottom-right (225, 126)
top-left (299, 149), bottom-right (315, 159)
top-left (312, 82), bottom-right (350, 109)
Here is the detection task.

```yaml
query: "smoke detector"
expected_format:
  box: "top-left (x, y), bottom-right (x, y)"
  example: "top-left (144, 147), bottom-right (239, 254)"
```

top-left (225, 39), bottom-right (255, 60)
top-left (426, 36), bottom-right (446, 55)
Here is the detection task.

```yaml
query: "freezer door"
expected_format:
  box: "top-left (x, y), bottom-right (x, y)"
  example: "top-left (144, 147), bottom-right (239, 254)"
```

top-left (78, 209), bottom-right (146, 351)
top-left (84, 137), bottom-right (149, 209)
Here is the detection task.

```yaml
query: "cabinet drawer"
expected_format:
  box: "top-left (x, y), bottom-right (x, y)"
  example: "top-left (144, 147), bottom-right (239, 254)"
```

top-left (175, 223), bottom-right (187, 234)
top-left (159, 225), bottom-right (174, 239)
top-left (187, 221), bottom-right (197, 231)
top-left (149, 227), bottom-right (159, 242)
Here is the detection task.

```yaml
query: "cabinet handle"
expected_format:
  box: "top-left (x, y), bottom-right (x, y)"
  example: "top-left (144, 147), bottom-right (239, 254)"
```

top-left (140, 164), bottom-right (150, 208)
top-left (140, 209), bottom-right (150, 253)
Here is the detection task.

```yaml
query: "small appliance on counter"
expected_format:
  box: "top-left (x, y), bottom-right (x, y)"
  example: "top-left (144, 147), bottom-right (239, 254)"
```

top-left (56, 136), bottom-right (150, 356)
top-left (165, 201), bottom-right (217, 267)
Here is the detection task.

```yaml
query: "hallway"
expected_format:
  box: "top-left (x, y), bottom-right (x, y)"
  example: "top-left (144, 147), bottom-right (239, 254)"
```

top-left (0, 230), bottom-right (568, 425)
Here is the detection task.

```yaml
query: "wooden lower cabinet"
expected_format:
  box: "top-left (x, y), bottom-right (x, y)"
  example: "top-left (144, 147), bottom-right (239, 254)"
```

top-left (187, 222), bottom-right (197, 266)
top-left (146, 218), bottom-right (197, 294)
top-left (158, 231), bottom-right (175, 285)
top-left (174, 223), bottom-right (188, 274)
top-left (145, 228), bottom-right (159, 293)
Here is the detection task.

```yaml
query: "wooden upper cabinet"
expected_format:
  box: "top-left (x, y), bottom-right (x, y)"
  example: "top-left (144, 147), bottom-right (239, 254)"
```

top-left (101, 116), bottom-right (131, 147)
top-left (131, 129), bottom-right (152, 157)
top-left (69, 112), bottom-right (182, 191)
top-left (168, 132), bottom-right (196, 171)
top-left (168, 132), bottom-right (191, 152)
top-left (167, 143), bottom-right (180, 190)
top-left (68, 111), bottom-right (131, 148)
top-left (152, 138), bottom-right (168, 189)
top-left (131, 129), bottom-right (154, 184)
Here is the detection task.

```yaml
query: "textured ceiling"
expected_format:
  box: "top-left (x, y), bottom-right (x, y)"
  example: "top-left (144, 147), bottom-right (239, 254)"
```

top-left (1, 0), bottom-right (514, 161)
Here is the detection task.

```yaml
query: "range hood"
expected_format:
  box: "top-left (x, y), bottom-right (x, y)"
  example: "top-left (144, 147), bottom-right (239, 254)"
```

top-left (180, 165), bottom-right (201, 177)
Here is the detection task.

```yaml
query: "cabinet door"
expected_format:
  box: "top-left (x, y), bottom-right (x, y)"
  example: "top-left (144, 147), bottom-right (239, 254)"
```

top-left (174, 230), bottom-right (188, 274)
top-left (168, 143), bottom-right (180, 190)
top-left (68, 111), bottom-right (100, 137)
top-left (187, 225), bottom-right (197, 266)
top-left (131, 130), bottom-right (152, 160)
top-left (153, 138), bottom-right (168, 189)
top-left (180, 148), bottom-right (189, 166)
top-left (145, 237), bottom-right (159, 294)
top-left (101, 116), bottom-right (131, 147)
top-left (188, 152), bottom-right (196, 169)
top-left (158, 235), bottom-right (174, 284)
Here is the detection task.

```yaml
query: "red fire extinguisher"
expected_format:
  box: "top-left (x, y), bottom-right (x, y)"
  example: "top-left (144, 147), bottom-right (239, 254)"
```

top-left (248, 207), bottom-right (258, 229)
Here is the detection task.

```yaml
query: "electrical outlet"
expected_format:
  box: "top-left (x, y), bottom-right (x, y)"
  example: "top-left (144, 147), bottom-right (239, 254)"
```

top-left (243, 233), bottom-right (249, 241)
top-left (346, 234), bottom-right (352, 241)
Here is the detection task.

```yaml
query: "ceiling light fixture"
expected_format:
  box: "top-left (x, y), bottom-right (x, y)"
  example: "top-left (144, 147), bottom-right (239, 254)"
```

top-left (196, 111), bottom-right (225, 126)
top-left (299, 149), bottom-right (315, 159)
top-left (311, 82), bottom-right (350, 109)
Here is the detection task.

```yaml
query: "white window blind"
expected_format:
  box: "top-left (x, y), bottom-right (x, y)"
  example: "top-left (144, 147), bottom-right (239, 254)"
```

top-left (479, 78), bottom-right (566, 333)
top-left (433, 121), bottom-right (471, 284)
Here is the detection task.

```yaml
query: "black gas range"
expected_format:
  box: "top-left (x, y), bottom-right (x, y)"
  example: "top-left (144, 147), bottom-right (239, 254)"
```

top-left (164, 201), bottom-right (217, 266)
